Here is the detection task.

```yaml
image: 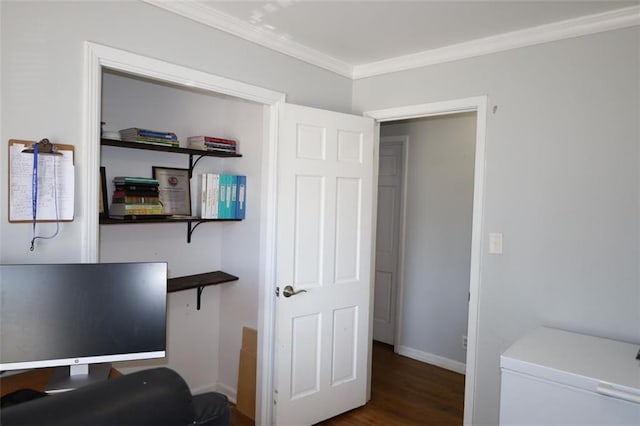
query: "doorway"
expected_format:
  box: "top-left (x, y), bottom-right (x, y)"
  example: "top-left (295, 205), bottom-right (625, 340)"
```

top-left (374, 112), bottom-right (477, 376)
top-left (366, 97), bottom-right (487, 425)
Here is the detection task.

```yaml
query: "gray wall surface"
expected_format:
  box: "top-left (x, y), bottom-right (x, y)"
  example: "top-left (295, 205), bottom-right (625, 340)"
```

top-left (381, 112), bottom-right (476, 366)
top-left (355, 27), bottom-right (640, 425)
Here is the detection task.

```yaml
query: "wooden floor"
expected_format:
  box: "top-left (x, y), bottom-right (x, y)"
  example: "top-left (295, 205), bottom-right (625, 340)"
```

top-left (230, 341), bottom-right (464, 426)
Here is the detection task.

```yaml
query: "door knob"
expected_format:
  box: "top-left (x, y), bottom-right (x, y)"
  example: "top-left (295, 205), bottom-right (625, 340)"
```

top-left (282, 285), bottom-right (307, 298)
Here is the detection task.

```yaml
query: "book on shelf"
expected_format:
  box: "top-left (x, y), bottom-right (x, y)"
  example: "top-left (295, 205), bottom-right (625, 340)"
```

top-left (206, 173), bottom-right (220, 219)
top-left (120, 128), bottom-right (178, 140)
top-left (188, 135), bottom-right (236, 144)
top-left (190, 143), bottom-right (237, 153)
top-left (123, 137), bottom-right (180, 147)
top-left (196, 173), bottom-right (246, 220)
top-left (236, 175), bottom-right (246, 220)
top-left (108, 214), bottom-right (169, 220)
top-left (109, 203), bottom-right (165, 217)
top-left (111, 196), bottom-right (160, 204)
top-left (218, 174), bottom-right (228, 219)
top-left (113, 188), bottom-right (159, 197)
top-left (119, 128), bottom-right (180, 148)
top-left (113, 176), bottom-right (159, 186)
top-left (187, 135), bottom-right (238, 154)
top-left (109, 175), bottom-right (164, 218)
top-left (228, 175), bottom-right (238, 219)
top-left (198, 173), bottom-right (207, 218)
top-left (197, 173), bottom-right (222, 219)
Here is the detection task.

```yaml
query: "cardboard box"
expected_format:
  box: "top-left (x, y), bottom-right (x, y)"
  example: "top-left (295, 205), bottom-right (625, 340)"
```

top-left (241, 326), bottom-right (257, 354)
top-left (236, 326), bottom-right (257, 420)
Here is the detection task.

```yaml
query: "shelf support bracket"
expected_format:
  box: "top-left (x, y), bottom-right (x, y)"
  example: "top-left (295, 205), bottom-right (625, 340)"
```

top-left (186, 220), bottom-right (205, 243)
top-left (188, 154), bottom-right (206, 178)
top-left (196, 286), bottom-right (205, 310)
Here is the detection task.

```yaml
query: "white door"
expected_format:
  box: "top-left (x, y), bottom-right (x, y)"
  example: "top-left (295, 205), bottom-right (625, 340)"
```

top-left (373, 139), bottom-right (405, 345)
top-left (274, 103), bottom-right (375, 425)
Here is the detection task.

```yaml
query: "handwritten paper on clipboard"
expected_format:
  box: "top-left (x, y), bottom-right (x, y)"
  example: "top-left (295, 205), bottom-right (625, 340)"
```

top-left (8, 139), bottom-right (75, 222)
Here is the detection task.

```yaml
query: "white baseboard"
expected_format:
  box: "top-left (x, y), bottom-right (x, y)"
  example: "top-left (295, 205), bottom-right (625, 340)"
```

top-left (191, 383), bottom-right (216, 395)
top-left (191, 382), bottom-right (237, 404)
top-left (214, 382), bottom-right (238, 404)
top-left (396, 345), bottom-right (466, 375)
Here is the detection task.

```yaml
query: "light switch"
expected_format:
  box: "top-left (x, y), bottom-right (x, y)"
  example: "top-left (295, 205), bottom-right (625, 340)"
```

top-left (489, 233), bottom-right (503, 254)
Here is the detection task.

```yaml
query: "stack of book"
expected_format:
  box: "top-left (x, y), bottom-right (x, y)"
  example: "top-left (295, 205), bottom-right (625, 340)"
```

top-left (110, 176), bottom-right (165, 219)
top-left (188, 136), bottom-right (238, 154)
top-left (119, 128), bottom-right (180, 148)
top-left (198, 173), bottom-right (246, 219)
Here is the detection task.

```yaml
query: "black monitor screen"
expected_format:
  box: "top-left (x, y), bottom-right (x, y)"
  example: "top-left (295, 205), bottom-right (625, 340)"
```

top-left (0, 262), bottom-right (167, 369)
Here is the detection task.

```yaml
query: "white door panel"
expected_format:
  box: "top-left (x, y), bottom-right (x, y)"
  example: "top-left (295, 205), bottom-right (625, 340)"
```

top-left (275, 103), bottom-right (374, 425)
top-left (373, 140), bottom-right (404, 345)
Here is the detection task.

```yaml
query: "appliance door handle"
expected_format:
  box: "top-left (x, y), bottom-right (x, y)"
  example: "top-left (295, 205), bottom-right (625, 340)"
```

top-left (596, 383), bottom-right (640, 404)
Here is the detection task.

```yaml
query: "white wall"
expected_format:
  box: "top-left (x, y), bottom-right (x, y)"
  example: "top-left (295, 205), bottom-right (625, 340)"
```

top-left (355, 27), bottom-right (640, 425)
top-left (381, 112), bottom-right (476, 367)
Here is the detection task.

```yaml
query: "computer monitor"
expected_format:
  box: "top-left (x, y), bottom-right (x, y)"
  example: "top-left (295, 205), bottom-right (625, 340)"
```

top-left (0, 262), bottom-right (167, 392)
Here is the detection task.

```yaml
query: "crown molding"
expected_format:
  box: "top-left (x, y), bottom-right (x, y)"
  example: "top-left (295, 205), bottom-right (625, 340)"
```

top-left (353, 5), bottom-right (640, 79)
top-left (142, 1), bottom-right (639, 81)
top-left (141, 0), bottom-right (354, 78)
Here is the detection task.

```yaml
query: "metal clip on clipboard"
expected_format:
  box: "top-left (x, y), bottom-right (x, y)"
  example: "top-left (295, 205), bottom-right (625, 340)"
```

top-left (21, 138), bottom-right (63, 156)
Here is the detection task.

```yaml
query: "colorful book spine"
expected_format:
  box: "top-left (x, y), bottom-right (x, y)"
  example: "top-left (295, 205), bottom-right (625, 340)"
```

top-left (188, 135), bottom-right (236, 144)
top-left (137, 130), bottom-right (178, 140)
top-left (109, 203), bottom-right (165, 216)
top-left (199, 173), bottom-right (208, 218)
top-left (120, 128), bottom-right (177, 140)
top-left (111, 196), bottom-right (160, 204)
top-left (235, 175), bottom-right (246, 219)
top-left (218, 174), bottom-right (228, 219)
top-left (127, 137), bottom-right (179, 147)
top-left (112, 188), bottom-right (159, 197)
top-left (229, 175), bottom-right (238, 218)
top-left (113, 177), bottom-right (159, 185)
top-left (206, 173), bottom-right (220, 219)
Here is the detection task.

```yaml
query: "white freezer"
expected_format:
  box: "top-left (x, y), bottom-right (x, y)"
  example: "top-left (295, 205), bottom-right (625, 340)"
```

top-left (499, 327), bottom-right (640, 425)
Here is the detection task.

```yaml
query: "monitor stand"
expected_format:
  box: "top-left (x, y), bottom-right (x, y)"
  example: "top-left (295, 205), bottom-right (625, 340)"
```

top-left (45, 363), bottom-right (112, 393)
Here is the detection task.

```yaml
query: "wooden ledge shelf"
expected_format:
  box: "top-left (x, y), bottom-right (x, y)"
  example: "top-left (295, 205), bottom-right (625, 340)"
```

top-left (101, 138), bottom-right (242, 158)
top-left (101, 138), bottom-right (241, 178)
top-left (100, 217), bottom-right (241, 225)
top-left (99, 217), bottom-right (241, 243)
top-left (168, 271), bottom-right (238, 310)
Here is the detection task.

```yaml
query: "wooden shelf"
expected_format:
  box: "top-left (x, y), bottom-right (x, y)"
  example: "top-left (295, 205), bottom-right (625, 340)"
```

top-left (168, 271), bottom-right (238, 292)
top-left (168, 271), bottom-right (239, 310)
top-left (100, 217), bottom-right (240, 225)
top-left (101, 138), bottom-right (242, 158)
top-left (99, 216), bottom-right (241, 243)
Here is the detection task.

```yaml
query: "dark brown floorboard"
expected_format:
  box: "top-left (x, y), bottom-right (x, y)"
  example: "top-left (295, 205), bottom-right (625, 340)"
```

top-left (230, 341), bottom-right (465, 426)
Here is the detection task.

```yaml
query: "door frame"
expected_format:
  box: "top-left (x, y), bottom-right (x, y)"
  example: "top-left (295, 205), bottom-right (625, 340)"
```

top-left (365, 96), bottom-right (488, 426)
top-left (81, 41), bottom-right (285, 425)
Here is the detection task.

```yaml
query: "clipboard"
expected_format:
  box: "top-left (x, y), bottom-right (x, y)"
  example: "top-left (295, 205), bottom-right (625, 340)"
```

top-left (8, 139), bottom-right (75, 222)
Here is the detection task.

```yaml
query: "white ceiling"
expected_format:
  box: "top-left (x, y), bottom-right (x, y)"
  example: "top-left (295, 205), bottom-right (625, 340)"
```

top-left (145, 0), bottom-right (640, 79)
